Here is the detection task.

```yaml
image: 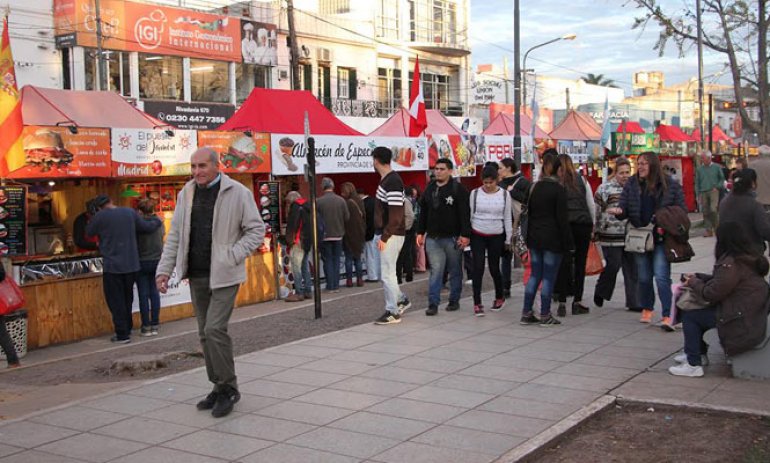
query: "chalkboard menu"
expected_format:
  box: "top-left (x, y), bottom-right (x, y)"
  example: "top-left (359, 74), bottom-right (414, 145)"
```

top-left (257, 181), bottom-right (280, 237)
top-left (0, 186), bottom-right (27, 256)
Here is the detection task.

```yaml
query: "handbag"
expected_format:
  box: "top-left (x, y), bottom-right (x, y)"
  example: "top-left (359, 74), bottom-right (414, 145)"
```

top-left (0, 277), bottom-right (25, 316)
top-left (585, 242), bottom-right (605, 276)
top-left (675, 286), bottom-right (710, 311)
top-left (513, 182), bottom-right (537, 259)
top-left (625, 224), bottom-right (654, 253)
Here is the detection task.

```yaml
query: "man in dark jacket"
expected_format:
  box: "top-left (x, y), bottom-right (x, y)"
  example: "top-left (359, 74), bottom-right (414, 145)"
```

top-left (416, 158), bottom-right (472, 316)
top-left (316, 177), bottom-right (349, 291)
top-left (284, 191), bottom-right (312, 301)
top-left (360, 189), bottom-right (380, 282)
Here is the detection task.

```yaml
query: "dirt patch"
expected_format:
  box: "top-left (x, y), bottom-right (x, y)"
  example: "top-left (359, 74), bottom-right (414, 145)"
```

top-left (530, 402), bottom-right (770, 463)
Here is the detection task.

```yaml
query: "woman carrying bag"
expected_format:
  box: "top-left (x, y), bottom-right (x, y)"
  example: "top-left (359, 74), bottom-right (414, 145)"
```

top-left (341, 182), bottom-right (367, 287)
top-left (611, 151), bottom-right (686, 329)
top-left (0, 265), bottom-right (21, 368)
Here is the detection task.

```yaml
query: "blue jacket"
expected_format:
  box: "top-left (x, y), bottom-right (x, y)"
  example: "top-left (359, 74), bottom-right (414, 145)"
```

top-left (618, 175), bottom-right (686, 228)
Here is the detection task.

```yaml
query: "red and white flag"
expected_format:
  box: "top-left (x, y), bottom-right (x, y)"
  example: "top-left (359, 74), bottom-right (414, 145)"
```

top-left (408, 56), bottom-right (427, 137)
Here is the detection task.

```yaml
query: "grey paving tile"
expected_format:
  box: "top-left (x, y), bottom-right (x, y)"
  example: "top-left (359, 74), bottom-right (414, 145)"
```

top-left (166, 371), bottom-right (214, 389)
top-left (480, 354), bottom-right (566, 372)
top-left (526, 340), bottom-right (603, 354)
top-left (91, 416), bottom-right (196, 444)
top-left (417, 347), bottom-right (497, 363)
top-left (446, 339), bottom-right (524, 353)
top-left (142, 403), bottom-right (244, 428)
top-left (358, 341), bottom-right (432, 355)
top-left (211, 414), bottom-right (315, 441)
top-left (268, 344), bottom-right (346, 358)
top-left (373, 441), bottom-right (495, 463)
top-left (330, 350), bottom-right (407, 365)
top-left (613, 382), bottom-right (712, 403)
top-left (163, 430), bottom-right (272, 461)
top-left (81, 394), bottom-right (174, 416)
top-left (0, 421), bottom-right (79, 448)
top-left (430, 374), bottom-right (519, 395)
top-left (0, 444), bottom-right (20, 459)
top-left (110, 447), bottom-right (226, 463)
top-left (126, 382), bottom-right (211, 402)
top-left (238, 352), bottom-right (315, 368)
top-left (593, 345), bottom-right (672, 361)
top-left (239, 443), bottom-right (359, 463)
top-left (28, 406), bottom-right (129, 432)
top-left (360, 365), bottom-right (446, 384)
top-left (485, 327), bottom-right (554, 340)
top-left (458, 364), bottom-right (543, 383)
top-left (446, 409), bottom-right (553, 437)
top-left (624, 370), bottom-right (725, 390)
top-left (238, 379), bottom-right (317, 399)
top-left (0, 450), bottom-right (87, 463)
top-left (400, 385), bottom-right (495, 408)
top-left (287, 427), bottom-right (399, 459)
top-left (37, 433), bottom-right (148, 463)
top-left (552, 363), bottom-right (639, 381)
top-left (256, 400), bottom-right (355, 425)
top-left (294, 388), bottom-right (385, 410)
top-left (479, 396), bottom-right (580, 421)
top-left (395, 356), bottom-right (471, 374)
top-left (304, 332), bottom-right (393, 349)
top-left (328, 411), bottom-right (435, 440)
top-left (574, 352), bottom-right (658, 369)
top-left (298, 358), bottom-right (378, 375)
top-left (699, 389), bottom-right (770, 413)
top-left (713, 378), bottom-right (770, 395)
top-left (219, 393), bottom-right (281, 413)
top-left (264, 368), bottom-right (348, 387)
top-left (508, 346), bottom-right (584, 362)
top-left (233, 362), bottom-right (287, 379)
top-left (504, 383), bottom-right (602, 406)
top-left (365, 398), bottom-right (466, 423)
top-left (329, 376), bottom-right (419, 397)
top-left (529, 372), bottom-right (621, 392)
top-left (411, 424), bottom-right (523, 455)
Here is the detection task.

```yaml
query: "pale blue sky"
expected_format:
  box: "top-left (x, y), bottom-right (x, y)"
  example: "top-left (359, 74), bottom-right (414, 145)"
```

top-left (470, 1), bottom-right (729, 93)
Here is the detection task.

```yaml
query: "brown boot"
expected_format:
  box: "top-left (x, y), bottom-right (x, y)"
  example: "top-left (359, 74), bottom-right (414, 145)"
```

top-left (356, 277), bottom-right (364, 287)
top-left (346, 278), bottom-right (353, 287)
top-left (284, 293), bottom-right (305, 302)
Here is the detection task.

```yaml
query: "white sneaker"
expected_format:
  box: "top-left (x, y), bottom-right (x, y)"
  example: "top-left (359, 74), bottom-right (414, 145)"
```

top-left (668, 363), bottom-right (704, 377)
top-left (673, 353), bottom-right (709, 366)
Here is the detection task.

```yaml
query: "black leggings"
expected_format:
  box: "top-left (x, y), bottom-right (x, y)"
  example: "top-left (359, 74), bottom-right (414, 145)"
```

top-left (470, 232), bottom-right (505, 305)
top-left (0, 315), bottom-right (19, 365)
top-left (556, 222), bottom-right (593, 303)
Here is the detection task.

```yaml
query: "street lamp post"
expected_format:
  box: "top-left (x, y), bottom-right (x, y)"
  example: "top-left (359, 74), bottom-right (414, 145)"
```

top-left (521, 33), bottom-right (577, 119)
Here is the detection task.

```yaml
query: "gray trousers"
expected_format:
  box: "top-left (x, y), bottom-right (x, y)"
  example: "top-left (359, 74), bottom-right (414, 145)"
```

top-left (189, 277), bottom-right (240, 392)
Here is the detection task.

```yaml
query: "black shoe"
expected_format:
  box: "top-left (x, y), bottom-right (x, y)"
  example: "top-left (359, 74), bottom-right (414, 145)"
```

top-left (425, 305), bottom-right (438, 316)
top-left (375, 311), bottom-right (402, 325)
top-left (520, 313), bottom-right (540, 325)
top-left (540, 315), bottom-right (562, 326)
top-left (196, 390), bottom-right (219, 410)
top-left (405, 275), bottom-right (413, 282)
top-left (593, 295), bottom-right (604, 307)
top-left (445, 301), bottom-right (460, 312)
top-left (110, 336), bottom-right (131, 344)
top-left (212, 386), bottom-right (240, 418)
top-left (397, 298), bottom-right (412, 314)
top-left (556, 303), bottom-right (566, 317)
top-left (572, 302), bottom-right (590, 315)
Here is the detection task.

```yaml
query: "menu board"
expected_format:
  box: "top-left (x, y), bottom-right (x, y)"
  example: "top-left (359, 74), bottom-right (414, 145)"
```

top-left (197, 131), bottom-right (271, 173)
top-left (8, 126), bottom-right (111, 178)
top-left (0, 186), bottom-right (27, 256)
top-left (257, 181), bottom-right (280, 237)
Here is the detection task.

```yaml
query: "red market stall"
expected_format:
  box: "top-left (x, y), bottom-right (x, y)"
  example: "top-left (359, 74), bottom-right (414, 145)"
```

top-left (614, 120), bottom-right (645, 134)
top-left (549, 110), bottom-right (603, 191)
top-left (482, 112), bottom-right (553, 180)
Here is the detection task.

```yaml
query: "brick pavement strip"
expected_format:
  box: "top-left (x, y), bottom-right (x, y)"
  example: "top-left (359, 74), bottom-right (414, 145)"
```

top-left (2, 236), bottom-right (770, 462)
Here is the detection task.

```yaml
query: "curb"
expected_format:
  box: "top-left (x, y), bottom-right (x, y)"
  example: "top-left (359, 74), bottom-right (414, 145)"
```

top-left (615, 396), bottom-right (770, 418)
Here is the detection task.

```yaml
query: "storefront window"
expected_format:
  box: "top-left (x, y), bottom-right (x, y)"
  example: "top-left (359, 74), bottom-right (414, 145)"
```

top-left (85, 49), bottom-right (130, 96)
top-left (378, 67), bottom-right (401, 116)
top-left (190, 58), bottom-right (230, 103)
top-left (138, 54), bottom-right (183, 100)
top-left (236, 63), bottom-right (270, 104)
top-left (411, 70), bottom-right (450, 111)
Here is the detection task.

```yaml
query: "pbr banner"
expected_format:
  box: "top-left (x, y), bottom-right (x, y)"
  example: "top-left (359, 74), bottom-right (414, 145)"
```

top-left (270, 135), bottom-right (428, 176)
top-left (483, 135), bottom-right (535, 164)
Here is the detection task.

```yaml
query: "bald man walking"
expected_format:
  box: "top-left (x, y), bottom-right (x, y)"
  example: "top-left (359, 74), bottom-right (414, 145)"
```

top-left (157, 147), bottom-right (265, 418)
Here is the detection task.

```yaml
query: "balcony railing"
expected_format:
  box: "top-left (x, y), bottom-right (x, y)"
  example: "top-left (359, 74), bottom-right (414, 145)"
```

top-left (331, 98), bottom-right (380, 118)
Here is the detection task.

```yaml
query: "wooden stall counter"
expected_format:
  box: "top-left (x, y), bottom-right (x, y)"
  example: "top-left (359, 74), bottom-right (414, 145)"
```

top-left (18, 252), bottom-right (275, 349)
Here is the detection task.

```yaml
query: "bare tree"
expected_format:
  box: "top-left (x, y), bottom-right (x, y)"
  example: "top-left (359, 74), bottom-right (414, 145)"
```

top-left (629, 0), bottom-right (769, 144)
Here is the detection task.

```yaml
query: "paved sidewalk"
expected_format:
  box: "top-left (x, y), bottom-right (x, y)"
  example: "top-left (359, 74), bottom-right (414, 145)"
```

top-left (0, 236), bottom-right (768, 463)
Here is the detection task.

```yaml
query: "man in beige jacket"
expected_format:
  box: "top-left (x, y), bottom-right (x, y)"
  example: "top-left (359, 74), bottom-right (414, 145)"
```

top-left (157, 147), bottom-right (264, 418)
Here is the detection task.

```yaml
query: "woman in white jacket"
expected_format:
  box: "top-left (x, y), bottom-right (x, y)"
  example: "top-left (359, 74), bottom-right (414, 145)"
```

top-left (469, 164), bottom-right (513, 316)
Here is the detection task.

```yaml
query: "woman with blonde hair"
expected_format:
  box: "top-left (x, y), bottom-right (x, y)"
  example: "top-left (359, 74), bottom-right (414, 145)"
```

top-left (340, 182), bottom-right (366, 287)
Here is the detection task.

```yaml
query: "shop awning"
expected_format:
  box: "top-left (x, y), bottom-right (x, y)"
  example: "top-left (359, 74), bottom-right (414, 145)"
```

top-left (614, 120), bottom-right (645, 134)
top-left (219, 88), bottom-right (362, 135)
top-left (21, 86), bottom-right (162, 128)
top-left (549, 110), bottom-right (602, 141)
top-left (691, 125), bottom-right (737, 146)
top-left (368, 108), bottom-right (464, 136)
top-left (655, 124), bottom-right (695, 142)
top-left (482, 112), bottom-right (550, 139)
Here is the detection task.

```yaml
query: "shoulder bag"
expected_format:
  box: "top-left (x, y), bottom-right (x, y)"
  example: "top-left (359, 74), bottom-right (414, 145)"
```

top-left (625, 223), bottom-right (655, 253)
top-left (0, 277), bottom-right (25, 316)
top-left (513, 182), bottom-right (537, 258)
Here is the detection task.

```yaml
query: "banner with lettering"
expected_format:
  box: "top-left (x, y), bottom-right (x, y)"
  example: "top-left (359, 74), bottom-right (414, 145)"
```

top-left (270, 135), bottom-right (428, 176)
top-left (197, 131), bottom-right (271, 173)
top-left (8, 126), bottom-right (111, 178)
top-left (111, 128), bottom-right (198, 177)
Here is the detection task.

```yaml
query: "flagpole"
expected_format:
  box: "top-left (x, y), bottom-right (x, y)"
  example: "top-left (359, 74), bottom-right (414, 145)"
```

top-left (513, 0), bottom-right (522, 167)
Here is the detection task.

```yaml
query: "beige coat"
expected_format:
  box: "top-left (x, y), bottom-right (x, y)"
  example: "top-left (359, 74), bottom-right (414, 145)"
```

top-left (157, 174), bottom-right (265, 289)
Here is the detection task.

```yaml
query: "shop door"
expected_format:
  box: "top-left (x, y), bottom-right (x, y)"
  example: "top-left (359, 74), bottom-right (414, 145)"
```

top-left (318, 65), bottom-right (331, 109)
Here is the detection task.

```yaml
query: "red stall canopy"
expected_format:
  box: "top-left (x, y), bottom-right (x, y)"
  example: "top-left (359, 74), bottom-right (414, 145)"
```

top-left (656, 124), bottom-right (695, 142)
top-left (691, 125), bottom-right (736, 146)
top-left (219, 88), bottom-right (362, 135)
top-left (482, 112), bottom-right (550, 139)
top-left (615, 120), bottom-right (645, 134)
top-left (549, 110), bottom-right (602, 141)
top-left (22, 86), bottom-right (162, 128)
top-left (368, 108), bottom-right (463, 136)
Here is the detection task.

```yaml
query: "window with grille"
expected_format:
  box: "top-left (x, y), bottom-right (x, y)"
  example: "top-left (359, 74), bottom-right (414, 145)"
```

top-left (320, 0), bottom-right (351, 14)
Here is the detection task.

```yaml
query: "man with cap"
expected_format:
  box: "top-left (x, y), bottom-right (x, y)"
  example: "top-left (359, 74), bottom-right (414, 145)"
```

top-left (157, 147), bottom-right (264, 418)
top-left (86, 194), bottom-right (162, 343)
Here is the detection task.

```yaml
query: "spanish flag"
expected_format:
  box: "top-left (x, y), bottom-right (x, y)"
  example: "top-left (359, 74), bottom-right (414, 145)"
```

top-left (0, 14), bottom-right (24, 177)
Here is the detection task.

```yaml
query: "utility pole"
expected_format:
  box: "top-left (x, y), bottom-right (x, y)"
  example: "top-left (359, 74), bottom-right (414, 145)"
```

top-left (503, 56), bottom-right (509, 104)
top-left (708, 93), bottom-right (713, 153)
top-left (94, 0), bottom-right (108, 91)
top-left (512, 0), bottom-right (521, 167)
top-left (565, 88), bottom-right (570, 111)
top-left (696, 0), bottom-right (705, 147)
top-left (286, 0), bottom-right (301, 90)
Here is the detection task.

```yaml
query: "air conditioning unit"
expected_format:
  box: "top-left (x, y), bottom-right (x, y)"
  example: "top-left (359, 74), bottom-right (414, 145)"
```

top-left (278, 69), bottom-right (289, 80)
top-left (317, 47), bottom-right (332, 62)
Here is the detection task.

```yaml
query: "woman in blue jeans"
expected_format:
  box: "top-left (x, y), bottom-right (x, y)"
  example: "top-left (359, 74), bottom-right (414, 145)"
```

top-left (521, 151), bottom-right (574, 326)
top-left (612, 151), bottom-right (686, 330)
top-left (136, 199), bottom-right (165, 336)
